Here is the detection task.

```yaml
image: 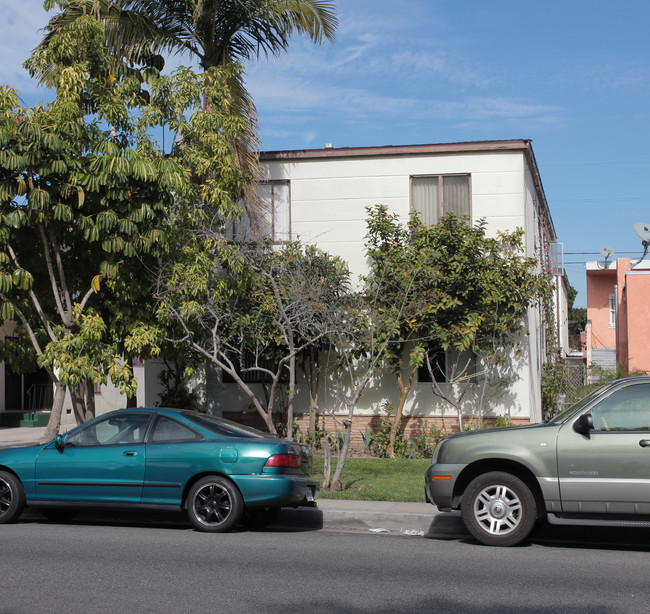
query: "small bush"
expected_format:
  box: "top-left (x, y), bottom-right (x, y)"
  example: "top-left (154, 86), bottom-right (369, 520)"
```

top-left (371, 406), bottom-right (410, 458)
top-left (409, 422), bottom-right (443, 459)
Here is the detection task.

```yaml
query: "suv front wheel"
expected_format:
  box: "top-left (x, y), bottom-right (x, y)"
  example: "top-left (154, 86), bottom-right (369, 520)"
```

top-left (461, 471), bottom-right (537, 546)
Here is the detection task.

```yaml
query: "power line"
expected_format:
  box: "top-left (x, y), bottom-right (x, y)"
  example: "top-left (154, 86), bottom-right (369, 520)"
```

top-left (564, 251), bottom-right (639, 256)
top-left (552, 196), bottom-right (650, 202)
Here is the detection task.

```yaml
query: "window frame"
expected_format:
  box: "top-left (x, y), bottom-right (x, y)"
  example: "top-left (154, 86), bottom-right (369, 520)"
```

top-left (410, 173), bottom-right (472, 225)
top-left (66, 412), bottom-right (153, 447)
top-left (261, 180), bottom-right (291, 244)
top-left (148, 414), bottom-right (203, 444)
top-left (418, 347), bottom-right (448, 384)
top-left (590, 383), bottom-right (650, 432)
top-left (226, 180), bottom-right (291, 243)
top-left (608, 294), bottom-right (616, 328)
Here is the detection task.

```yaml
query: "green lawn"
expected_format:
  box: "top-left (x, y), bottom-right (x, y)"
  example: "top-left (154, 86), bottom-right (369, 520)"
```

top-left (312, 457), bottom-right (430, 502)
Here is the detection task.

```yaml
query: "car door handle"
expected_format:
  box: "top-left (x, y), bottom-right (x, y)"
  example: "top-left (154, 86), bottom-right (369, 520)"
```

top-left (639, 440), bottom-right (650, 448)
top-left (123, 451), bottom-right (138, 457)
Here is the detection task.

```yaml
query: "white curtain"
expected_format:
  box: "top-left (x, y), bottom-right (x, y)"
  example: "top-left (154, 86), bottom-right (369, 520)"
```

top-left (273, 182), bottom-right (291, 242)
top-left (442, 175), bottom-right (470, 218)
top-left (412, 176), bottom-right (439, 225)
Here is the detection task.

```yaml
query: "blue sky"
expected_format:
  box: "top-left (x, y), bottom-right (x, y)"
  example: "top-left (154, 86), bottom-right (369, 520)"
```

top-left (3, 1), bottom-right (650, 308)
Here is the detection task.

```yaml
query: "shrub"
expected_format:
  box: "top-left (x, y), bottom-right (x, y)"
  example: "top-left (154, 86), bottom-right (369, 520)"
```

top-left (371, 406), bottom-right (410, 458)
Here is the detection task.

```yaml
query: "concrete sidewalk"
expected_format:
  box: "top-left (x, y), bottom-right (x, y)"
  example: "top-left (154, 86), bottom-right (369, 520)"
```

top-left (0, 426), bottom-right (48, 449)
top-left (0, 425), bottom-right (463, 537)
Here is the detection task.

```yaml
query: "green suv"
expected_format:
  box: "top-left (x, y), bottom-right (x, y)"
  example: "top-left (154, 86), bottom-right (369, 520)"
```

top-left (425, 377), bottom-right (650, 546)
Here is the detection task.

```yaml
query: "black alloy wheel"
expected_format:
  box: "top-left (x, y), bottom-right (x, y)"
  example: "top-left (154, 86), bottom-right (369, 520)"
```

top-left (0, 470), bottom-right (25, 524)
top-left (186, 476), bottom-right (243, 532)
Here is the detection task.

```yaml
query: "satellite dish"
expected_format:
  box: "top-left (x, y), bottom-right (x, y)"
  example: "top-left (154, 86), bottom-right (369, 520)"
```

top-left (600, 246), bottom-right (614, 261)
top-left (634, 222), bottom-right (650, 243)
top-left (633, 223), bottom-right (650, 266)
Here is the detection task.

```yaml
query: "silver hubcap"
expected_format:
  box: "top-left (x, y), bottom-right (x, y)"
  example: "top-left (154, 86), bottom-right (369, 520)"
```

top-left (0, 478), bottom-right (12, 516)
top-left (193, 483), bottom-right (232, 527)
top-left (473, 484), bottom-right (521, 535)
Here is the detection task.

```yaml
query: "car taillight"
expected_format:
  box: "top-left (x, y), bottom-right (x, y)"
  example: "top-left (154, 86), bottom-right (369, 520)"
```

top-left (264, 454), bottom-right (302, 468)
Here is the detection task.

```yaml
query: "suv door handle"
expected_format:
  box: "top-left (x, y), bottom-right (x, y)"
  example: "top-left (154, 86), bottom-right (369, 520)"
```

top-left (123, 451), bottom-right (138, 457)
top-left (639, 440), bottom-right (650, 448)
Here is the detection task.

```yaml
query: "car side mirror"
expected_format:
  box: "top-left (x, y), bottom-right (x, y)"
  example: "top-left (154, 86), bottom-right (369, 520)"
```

top-left (573, 413), bottom-right (594, 436)
top-left (55, 434), bottom-right (65, 450)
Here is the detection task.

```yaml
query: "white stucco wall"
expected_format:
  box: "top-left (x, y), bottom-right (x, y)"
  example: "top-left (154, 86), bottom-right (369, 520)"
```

top-left (263, 150), bottom-right (529, 282)
top-left (255, 146), bottom-right (552, 422)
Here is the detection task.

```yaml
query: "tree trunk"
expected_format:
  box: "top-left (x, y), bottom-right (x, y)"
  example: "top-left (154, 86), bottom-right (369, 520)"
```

top-left (70, 385), bottom-right (87, 424)
top-left (286, 353), bottom-right (296, 441)
top-left (85, 379), bottom-right (96, 419)
top-left (40, 383), bottom-right (66, 444)
top-left (204, 362), bottom-right (223, 416)
top-left (303, 350), bottom-right (320, 444)
top-left (328, 418), bottom-right (352, 490)
top-left (387, 365), bottom-right (417, 458)
top-left (125, 357), bottom-right (138, 408)
top-left (321, 412), bottom-right (332, 490)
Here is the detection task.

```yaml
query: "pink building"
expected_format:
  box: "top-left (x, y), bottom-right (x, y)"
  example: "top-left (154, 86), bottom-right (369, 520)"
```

top-left (585, 258), bottom-right (650, 377)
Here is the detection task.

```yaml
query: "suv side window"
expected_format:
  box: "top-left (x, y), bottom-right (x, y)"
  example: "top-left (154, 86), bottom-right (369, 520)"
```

top-left (590, 384), bottom-right (650, 431)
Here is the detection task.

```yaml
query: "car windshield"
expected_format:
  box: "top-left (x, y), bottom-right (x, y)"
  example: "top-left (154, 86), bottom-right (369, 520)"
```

top-left (183, 412), bottom-right (276, 439)
top-left (546, 383), bottom-right (614, 424)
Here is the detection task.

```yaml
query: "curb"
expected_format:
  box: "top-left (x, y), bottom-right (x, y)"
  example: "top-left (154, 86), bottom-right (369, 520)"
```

top-left (278, 502), bottom-right (469, 538)
top-left (279, 506), bottom-right (435, 533)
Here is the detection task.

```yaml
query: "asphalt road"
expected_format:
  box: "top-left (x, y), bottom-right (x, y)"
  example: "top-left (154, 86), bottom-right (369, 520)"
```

top-left (4, 512), bottom-right (650, 613)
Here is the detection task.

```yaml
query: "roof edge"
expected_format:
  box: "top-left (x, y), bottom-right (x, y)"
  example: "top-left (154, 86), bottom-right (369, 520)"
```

top-left (259, 139), bottom-right (532, 161)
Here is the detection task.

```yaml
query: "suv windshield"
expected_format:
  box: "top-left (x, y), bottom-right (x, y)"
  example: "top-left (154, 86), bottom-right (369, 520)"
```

top-left (546, 383), bottom-right (614, 424)
top-left (183, 411), bottom-right (276, 439)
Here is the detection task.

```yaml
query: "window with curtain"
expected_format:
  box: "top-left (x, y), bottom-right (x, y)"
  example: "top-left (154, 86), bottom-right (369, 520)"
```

top-left (227, 180), bottom-right (291, 243)
top-left (411, 174), bottom-right (470, 224)
top-left (609, 294), bottom-right (616, 328)
top-left (259, 181), bottom-right (291, 243)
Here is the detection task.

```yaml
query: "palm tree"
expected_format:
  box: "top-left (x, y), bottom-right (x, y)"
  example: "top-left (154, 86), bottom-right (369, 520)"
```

top-left (32, 0), bottom-right (337, 227)
top-left (36, 1), bottom-right (337, 78)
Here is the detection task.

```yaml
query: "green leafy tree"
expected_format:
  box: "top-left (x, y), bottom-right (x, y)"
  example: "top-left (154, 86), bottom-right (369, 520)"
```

top-left (364, 205), bottom-right (442, 457)
top-left (252, 242), bottom-right (350, 438)
top-left (0, 15), bottom-right (250, 441)
top-left (415, 214), bottom-right (548, 431)
top-left (31, 0), bottom-right (337, 231)
top-left (152, 239), bottom-right (350, 436)
top-left (363, 207), bottom-right (548, 440)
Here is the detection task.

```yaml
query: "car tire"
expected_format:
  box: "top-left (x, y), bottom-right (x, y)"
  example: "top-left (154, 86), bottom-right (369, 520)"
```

top-left (186, 476), bottom-right (243, 533)
top-left (40, 508), bottom-right (79, 523)
top-left (0, 470), bottom-right (25, 524)
top-left (461, 471), bottom-right (537, 546)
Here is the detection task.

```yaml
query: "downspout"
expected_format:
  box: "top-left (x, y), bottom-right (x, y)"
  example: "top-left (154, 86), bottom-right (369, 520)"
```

top-left (614, 284), bottom-right (619, 368)
top-left (556, 276), bottom-right (561, 356)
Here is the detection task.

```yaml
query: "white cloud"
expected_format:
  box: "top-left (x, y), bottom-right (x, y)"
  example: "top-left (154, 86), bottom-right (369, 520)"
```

top-left (0, 2), bottom-right (52, 93)
top-left (568, 57), bottom-right (650, 92)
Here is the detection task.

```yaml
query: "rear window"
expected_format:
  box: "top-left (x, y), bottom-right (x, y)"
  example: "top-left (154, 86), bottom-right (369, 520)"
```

top-left (183, 412), bottom-right (276, 439)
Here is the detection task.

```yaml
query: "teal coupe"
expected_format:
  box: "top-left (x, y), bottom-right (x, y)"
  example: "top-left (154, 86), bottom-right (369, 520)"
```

top-left (0, 408), bottom-right (318, 532)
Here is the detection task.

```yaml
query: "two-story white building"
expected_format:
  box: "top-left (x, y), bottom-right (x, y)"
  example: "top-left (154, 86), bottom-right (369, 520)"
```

top-left (222, 139), bottom-right (569, 440)
top-left (1, 139), bottom-right (569, 438)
